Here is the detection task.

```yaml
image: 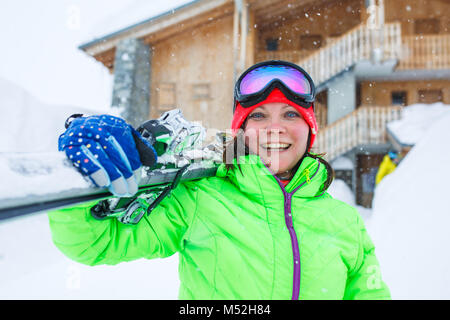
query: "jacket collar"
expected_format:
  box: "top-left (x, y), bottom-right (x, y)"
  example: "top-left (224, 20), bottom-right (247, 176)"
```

top-left (216, 154), bottom-right (328, 198)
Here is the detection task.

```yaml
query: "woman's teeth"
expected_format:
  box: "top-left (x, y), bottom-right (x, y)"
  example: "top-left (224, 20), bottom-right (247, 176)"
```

top-left (261, 143), bottom-right (291, 150)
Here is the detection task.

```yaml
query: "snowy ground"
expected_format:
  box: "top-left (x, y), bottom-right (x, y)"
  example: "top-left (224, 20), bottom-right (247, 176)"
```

top-left (1, 76), bottom-right (450, 299)
top-left (0, 78), bottom-right (180, 299)
top-left (332, 105), bottom-right (450, 299)
top-left (0, 211), bottom-right (179, 299)
top-left (366, 109), bottom-right (450, 299)
top-left (1, 1), bottom-right (450, 299)
top-left (0, 77), bottom-right (104, 153)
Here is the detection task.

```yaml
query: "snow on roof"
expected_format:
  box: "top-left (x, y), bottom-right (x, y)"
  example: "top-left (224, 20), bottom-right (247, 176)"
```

top-left (387, 102), bottom-right (450, 146)
top-left (331, 156), bottom-right (353, 170)
top-left (81, 0), bottom-right (196, 45)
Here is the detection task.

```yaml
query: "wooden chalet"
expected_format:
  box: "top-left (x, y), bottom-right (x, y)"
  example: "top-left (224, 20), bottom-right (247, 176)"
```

top-left (79, 0), bottom-right (450, 207)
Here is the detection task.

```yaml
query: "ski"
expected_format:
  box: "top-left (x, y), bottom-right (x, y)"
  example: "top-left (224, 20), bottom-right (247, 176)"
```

top-left (0, 158), bottom-right (219, 222)
top-left (0, 109), bottom-right (225, 222)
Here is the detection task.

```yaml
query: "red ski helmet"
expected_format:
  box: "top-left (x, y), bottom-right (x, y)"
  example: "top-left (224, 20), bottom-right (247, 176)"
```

top-left (231, 60), bottom-right (318, 151)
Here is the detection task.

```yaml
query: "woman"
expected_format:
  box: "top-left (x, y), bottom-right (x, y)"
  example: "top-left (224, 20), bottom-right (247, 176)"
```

top-left (49, 60), bottom-right (390, 300)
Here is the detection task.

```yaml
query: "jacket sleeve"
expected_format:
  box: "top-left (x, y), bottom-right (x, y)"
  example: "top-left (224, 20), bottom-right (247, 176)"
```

top-left (47, 182), bottom-right (198, 266)
top-left (343, 214), bottom-right (391, 300)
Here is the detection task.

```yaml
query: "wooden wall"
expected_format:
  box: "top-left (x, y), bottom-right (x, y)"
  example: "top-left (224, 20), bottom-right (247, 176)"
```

top-left (256, 0), bottom-right (363, 53)
top-left (150, 14), bottom-right (235, 133)
top-left (385, 0), bottom-right (450, 35)
top-left (139, 0), bottom-right (450, 135)
top-left (360, 79), bottom-right (450, 106)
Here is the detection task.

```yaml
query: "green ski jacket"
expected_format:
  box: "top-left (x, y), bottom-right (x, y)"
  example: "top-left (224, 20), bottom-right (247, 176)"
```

top-left (48, 155), bottom-right (390, 299)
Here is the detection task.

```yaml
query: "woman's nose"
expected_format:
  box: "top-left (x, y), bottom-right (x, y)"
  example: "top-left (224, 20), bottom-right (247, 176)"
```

top-left (262, 124), bottom-right (285, 142)
top-left (266, 118), bottom-right (286, 133)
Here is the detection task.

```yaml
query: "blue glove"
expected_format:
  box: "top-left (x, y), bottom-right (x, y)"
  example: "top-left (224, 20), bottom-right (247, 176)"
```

top-left (58, 114), bottom-right (157, 197)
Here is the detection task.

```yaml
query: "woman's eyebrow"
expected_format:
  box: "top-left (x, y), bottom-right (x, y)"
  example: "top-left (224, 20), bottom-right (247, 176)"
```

top-left (255, 106), bottom-right (267, 111)
top-left (249, 107), bottom-right (266, 114)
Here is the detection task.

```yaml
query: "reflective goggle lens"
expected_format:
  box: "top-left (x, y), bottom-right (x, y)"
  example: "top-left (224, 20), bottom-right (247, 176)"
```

top-left (239, 65), bottom-right (311, 96)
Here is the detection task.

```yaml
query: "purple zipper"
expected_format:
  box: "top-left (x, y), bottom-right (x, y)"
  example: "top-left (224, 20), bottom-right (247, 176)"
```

top-left (283, 191), bottom-right (301, 300)
top-left (272, 161), bottom-right (321, 300)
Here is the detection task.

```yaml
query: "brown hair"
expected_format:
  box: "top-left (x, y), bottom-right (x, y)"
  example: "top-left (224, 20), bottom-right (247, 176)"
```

top-left (222, 131), bottom-right (249, 175)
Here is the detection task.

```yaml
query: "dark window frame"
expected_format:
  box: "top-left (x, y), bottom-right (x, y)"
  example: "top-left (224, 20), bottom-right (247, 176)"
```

top-left (192, 83), bottom-right (211, 100)
top-left (391, 91), bottom-right (407, 106)
top-left (414, 18), bottom-right (440, 35)
top-left (266, 38), bottom-right (279, 51)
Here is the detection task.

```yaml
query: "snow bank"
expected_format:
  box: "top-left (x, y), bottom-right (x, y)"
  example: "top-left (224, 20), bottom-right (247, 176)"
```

top-left (328, 179), bottom-right (356, 207)
top-left (331, 156), bottom-right (353, 170)
top-left (367, 112), bottom-right (450, 299)
top-left (328, 179), bottom-right (372, 221)
top-left (387, 102), bottom-right (450, 145)
top-left (0, 152), bottom-right (92, 199)
top-left (0, 77), bottom-right (106, 153)
top-left (0, 78), bottom-right (181, 300)
top-left (0, 212), bottom-right (180, 299)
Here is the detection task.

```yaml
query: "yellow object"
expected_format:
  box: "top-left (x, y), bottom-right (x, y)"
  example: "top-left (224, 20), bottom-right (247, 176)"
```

top-left (305, 168), bottom-right (311, 184)
top-left (375, 155), bottom-right (397, 185)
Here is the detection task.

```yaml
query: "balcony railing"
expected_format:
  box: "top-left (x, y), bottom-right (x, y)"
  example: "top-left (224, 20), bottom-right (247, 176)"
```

top-left (313, 105), bottom-right (403, 160)
top-left (397, 34), bottom-right (450, 70)
top-left (300, 23), bottom-right (402, 85)
top-left (256, 23), bottom-right (402, 86)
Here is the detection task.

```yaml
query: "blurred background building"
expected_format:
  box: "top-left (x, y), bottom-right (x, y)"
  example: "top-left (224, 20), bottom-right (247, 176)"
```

top-left (79, 0), bottom-right (450, 207)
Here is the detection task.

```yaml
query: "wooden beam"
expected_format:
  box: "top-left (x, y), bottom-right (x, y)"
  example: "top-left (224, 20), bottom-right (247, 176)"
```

top-left (94, 48), bottom-right (115, 70)
top-left (256, 0), bottom-right (360, 32)
top-left (253, 0), bottom-right (319, 17)
top-left (239, 0), bottom-right (249, 72)
top-left (141, 4), bottom-right (234, 45)
top-left (233, 0), bottom-right (240, 83)
top-left (246, 7), bottom-right (256, 67)
top-left (256, 0), bottom-right (329, 30)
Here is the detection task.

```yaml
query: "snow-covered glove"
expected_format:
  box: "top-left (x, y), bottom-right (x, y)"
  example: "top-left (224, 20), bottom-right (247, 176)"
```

top-left (58, 114), bottom-right (157, 197)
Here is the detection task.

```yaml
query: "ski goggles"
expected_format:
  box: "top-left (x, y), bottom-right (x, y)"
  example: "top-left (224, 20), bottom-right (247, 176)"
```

top-left (234, 60), bottom-right (316, 110)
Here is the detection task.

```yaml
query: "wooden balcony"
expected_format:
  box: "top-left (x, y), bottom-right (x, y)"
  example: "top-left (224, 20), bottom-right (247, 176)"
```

top-left (255, 23), bottom-right (402, 86)
top-left (312, 105), bottom-right (403, 160)
top-left (256, 50), bottom-right (309, 65)
top-left (256, 26), bottom-right (450, 80)
top-left (397, 34), bottom-right (450, 70)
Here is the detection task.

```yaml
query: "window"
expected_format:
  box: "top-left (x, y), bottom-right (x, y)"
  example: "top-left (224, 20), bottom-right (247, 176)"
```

top-left (157, 82), bottom-right (176, 111)
top-left (414, 18), bottom-right (440, 35)
top-left (299, 34), bottom-right (323, 50)
top-left (192, 83), bottom-right (211, 100)
top-left (266, 38), bottom-right (278, 51)
top-left (328, 32), bottom-right (343, 38)
top-left (418, 89), bottom-right (443, 103)
top-left (391, 91), bottom-right (407, 106)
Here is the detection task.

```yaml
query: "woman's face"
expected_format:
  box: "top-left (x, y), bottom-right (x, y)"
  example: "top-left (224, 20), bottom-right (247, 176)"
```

top-left (243, 102), bottom-right (310, 176)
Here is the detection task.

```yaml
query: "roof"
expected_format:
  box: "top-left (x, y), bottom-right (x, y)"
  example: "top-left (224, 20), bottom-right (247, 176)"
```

top-left (79, 0), bottom-right (232, 57)
top-left (78, 0), bottom-right (200, 51)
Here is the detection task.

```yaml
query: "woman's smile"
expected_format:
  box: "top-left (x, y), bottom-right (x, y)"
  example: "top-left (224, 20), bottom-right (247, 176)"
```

top-left (260, 143), bottom-right (291, 151)
top-left (243, 102), bottom-right (310, 177)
